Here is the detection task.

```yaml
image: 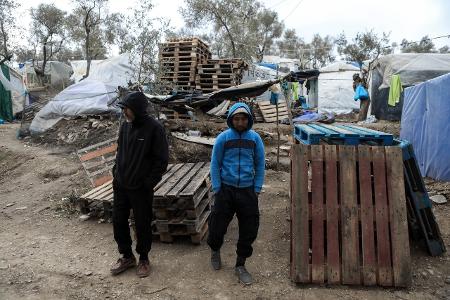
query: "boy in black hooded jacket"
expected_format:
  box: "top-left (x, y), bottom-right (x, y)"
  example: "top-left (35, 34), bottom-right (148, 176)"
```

top-left (110, 92), bottom-right (168, 278)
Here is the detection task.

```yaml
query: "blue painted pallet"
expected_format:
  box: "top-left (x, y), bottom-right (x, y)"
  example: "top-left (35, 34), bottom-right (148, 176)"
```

top-left (294, 123), bottom-right (394, 145)
top-left (394, 139), bottom-right (446, 256)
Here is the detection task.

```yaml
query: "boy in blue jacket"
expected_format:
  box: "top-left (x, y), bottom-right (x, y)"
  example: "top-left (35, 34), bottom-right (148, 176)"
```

top-left (207, 102), bottom-right (265, 285)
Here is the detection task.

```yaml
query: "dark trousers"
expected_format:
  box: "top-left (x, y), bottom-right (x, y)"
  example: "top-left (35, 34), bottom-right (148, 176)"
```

top-left (359, 99), bottom-right (371, 121)
top-left (207, 184), bottom-right (260, 258)
top-left (113, 184), bottom-right (153, 257)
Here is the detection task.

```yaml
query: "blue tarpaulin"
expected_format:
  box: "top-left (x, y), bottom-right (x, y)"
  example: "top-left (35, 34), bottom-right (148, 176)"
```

top-left (400, 72), bottom-right (450, 181)
top-left (257, 63), bottom-right (277, 71)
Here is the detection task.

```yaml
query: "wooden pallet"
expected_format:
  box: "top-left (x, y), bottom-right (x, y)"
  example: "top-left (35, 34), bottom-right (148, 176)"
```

top-left (290, 143), bottom-right (411, 287)
top-left (160, 108), bottom-right (191, 120)
top-left (77, 138), bottom-right (117, 187)
top-left (294, 124), bottom-right (394, 145)
top-left (258, 100), bottom-right (289, 123)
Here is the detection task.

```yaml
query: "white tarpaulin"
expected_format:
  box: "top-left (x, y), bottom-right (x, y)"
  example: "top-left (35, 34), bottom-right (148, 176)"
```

top-left (30, 54), bottom-right (135, 133)
top-left (69, 53), bottom-right (134, 87)
top-left (318, 61), bottom-right (360, 114)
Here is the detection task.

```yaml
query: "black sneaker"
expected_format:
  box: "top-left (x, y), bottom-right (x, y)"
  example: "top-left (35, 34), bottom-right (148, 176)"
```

top-left (235, 266), bottom-right (253, 285)
top-left (210, 250), bottom-right (221, 270)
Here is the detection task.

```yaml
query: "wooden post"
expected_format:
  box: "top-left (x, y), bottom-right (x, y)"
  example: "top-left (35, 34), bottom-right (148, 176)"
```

top-left (276, 101), bottom-right (280, 170)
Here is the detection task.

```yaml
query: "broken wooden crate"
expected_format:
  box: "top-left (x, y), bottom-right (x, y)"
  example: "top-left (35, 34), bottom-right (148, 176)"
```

top-left (290, 142), bottom-right (411, 287)
top-left (153, 162), bottom-right (212, 244)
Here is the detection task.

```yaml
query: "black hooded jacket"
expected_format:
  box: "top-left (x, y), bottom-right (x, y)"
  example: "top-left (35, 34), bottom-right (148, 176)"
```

top-left (113, 92), bottom-right (169, 190)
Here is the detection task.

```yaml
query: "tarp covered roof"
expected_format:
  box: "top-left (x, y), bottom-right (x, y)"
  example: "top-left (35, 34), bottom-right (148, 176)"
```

top-left (372, 53), bottom-right (450, 88)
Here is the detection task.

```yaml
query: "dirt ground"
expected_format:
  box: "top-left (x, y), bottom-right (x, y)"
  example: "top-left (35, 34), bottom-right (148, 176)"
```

top-left (1, 122), bottom-right (449, 300)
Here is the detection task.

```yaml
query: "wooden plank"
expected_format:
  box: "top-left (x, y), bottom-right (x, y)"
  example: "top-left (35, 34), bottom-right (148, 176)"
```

top-left (372, 147), bottom-right (393, 286)
top-left (154, 163), bottom-right (195, 197)
top-left (339, 145), bottom-right (360, 285)
top-left (79, 144), bottom-right (118, 162)
top-left (88, 181), bottom-right (113, 199)
top-left (93, 175), bottom-right (113, 187)
top-left (95, 185), bottom-right (114, 201)
top-left (291, 143), bottom-right (310, 282)
top-left (324, 145), bottom-right (340, 284)
top-left (358, 146), bottom-right (377, 286)
top-left (77, 138), bottom-right (117, 154)
top-left (154, 164), bottom-right (180, 191)
top-left (179, 163), bottom-right (211, 197)
top-left (81, 180), bottom-right (112, 198)
top-left (311, 145), bottom-right (325, 283)
top-left (167, 163), bottom-right (204, 198)
top-left (385, 147), bottom-right (411, 287)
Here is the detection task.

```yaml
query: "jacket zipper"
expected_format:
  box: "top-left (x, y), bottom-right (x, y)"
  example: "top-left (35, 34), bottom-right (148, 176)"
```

top-left (237, 132), bottom-right (241, 187)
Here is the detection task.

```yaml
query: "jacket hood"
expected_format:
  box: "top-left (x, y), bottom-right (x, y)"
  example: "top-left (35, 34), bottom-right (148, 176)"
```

top-left (118, 92), bottom-right (148, 119)
top-left (226, 102), bottom-right (254, 130)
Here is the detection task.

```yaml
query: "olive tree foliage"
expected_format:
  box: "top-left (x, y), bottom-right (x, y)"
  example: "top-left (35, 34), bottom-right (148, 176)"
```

top-left (277, 30), bottom-right (334, 68)
top-left (67, 0), bottom-right (111, 79)
top-left (180, 0), bottom-right (283, 61)
top-left (0, 0), bottom-right (20, 64)
top-left (401, 35), bottom-right (436, 53)
top-left (30, 4), bottom-right (67, 79)
top-left (248, 8), bottom-right (284, 62)
top-left (335, 30), bottom-right (393, 68)
top-left (120, 0), bottom-right (170, 90)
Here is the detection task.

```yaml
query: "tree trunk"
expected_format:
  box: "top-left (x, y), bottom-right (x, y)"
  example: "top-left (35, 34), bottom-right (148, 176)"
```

top-left (0, 20), bottom-right (9, 57)
top-left (35, 39), bottom-right (49, 86)
top-left (84, 30), bottom-right (91, 79)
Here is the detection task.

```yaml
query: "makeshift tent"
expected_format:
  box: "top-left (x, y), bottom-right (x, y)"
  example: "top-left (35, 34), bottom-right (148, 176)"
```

top-left (318, 61), bottom-right (360, 114)
top-left (30, 54), bottom-right (135, 133)
top-left (0, 64), bottom-right (29, 121)
top-left (21, 61), bottom-right (72, 89)
top-left (400, 72), bottom-right (450, 181)
top-left (370, 53), bottom-right (450, 121)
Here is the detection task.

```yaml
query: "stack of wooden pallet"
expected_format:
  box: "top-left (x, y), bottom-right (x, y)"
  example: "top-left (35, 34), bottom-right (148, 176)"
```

top-left (196, 59), bottom-right (248, 93)
top-left (78, 162), bottom-right (212, 244)
top-left (159, 37), bottom-right (211, 91)
top-left (153, 162), bottom-right (212, 244)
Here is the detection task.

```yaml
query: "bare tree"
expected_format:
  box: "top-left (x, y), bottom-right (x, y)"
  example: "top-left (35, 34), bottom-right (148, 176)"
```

top-left (0, 0), bottom-right (20, 64)
top-left (30, 3), bottom-right (67, 82)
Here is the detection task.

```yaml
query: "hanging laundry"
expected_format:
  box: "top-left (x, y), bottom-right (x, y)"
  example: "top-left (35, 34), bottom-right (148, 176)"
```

top-left (269, 83), bottom-right (281, 105)
top-left (291, 82), bottom-right (299, 101)
top-left (388, 74), bottom-right (403, 106)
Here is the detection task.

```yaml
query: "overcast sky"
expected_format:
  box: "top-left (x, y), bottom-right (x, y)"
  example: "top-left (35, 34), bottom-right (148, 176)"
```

top-left (16, 0), bottom-right (450, 51)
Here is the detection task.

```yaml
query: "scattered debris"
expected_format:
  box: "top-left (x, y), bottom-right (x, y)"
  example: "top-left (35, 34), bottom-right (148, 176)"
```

top-left (430, 194), bottom-right (447, 204)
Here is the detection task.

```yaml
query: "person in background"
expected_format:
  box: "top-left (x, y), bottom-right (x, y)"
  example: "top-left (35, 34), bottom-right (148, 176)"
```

top-left (353, 73), bottom-right (370, 121)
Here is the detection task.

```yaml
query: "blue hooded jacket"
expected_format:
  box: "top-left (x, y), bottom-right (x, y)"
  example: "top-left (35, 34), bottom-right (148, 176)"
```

top-left (210, 102), bottom-right (265, 193)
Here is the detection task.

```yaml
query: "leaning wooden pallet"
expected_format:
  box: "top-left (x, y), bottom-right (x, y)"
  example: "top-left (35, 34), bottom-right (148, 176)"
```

top-left (258, 100), bottom-right (289, 123)
top-left (290, 142), bottom-right (411, 287)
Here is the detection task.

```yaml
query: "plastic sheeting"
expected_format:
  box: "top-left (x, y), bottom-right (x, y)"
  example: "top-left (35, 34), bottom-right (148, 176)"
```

top-left (0, 65), bottom-right (29, 115)
top-left (69, 54), bottom-right (134, 87)
top-left (30, 79), bottom-right (119, 133)
top-left (30, 54), bottom-right (135, 133)
top-left (400, 72), bottom-right (450, 181)
top-left (318, 61), bottom-right (360, 114)
top-left (374, 53), bottom-right (450, 89)
top-left (370, 53), bottom-right (450, 121)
